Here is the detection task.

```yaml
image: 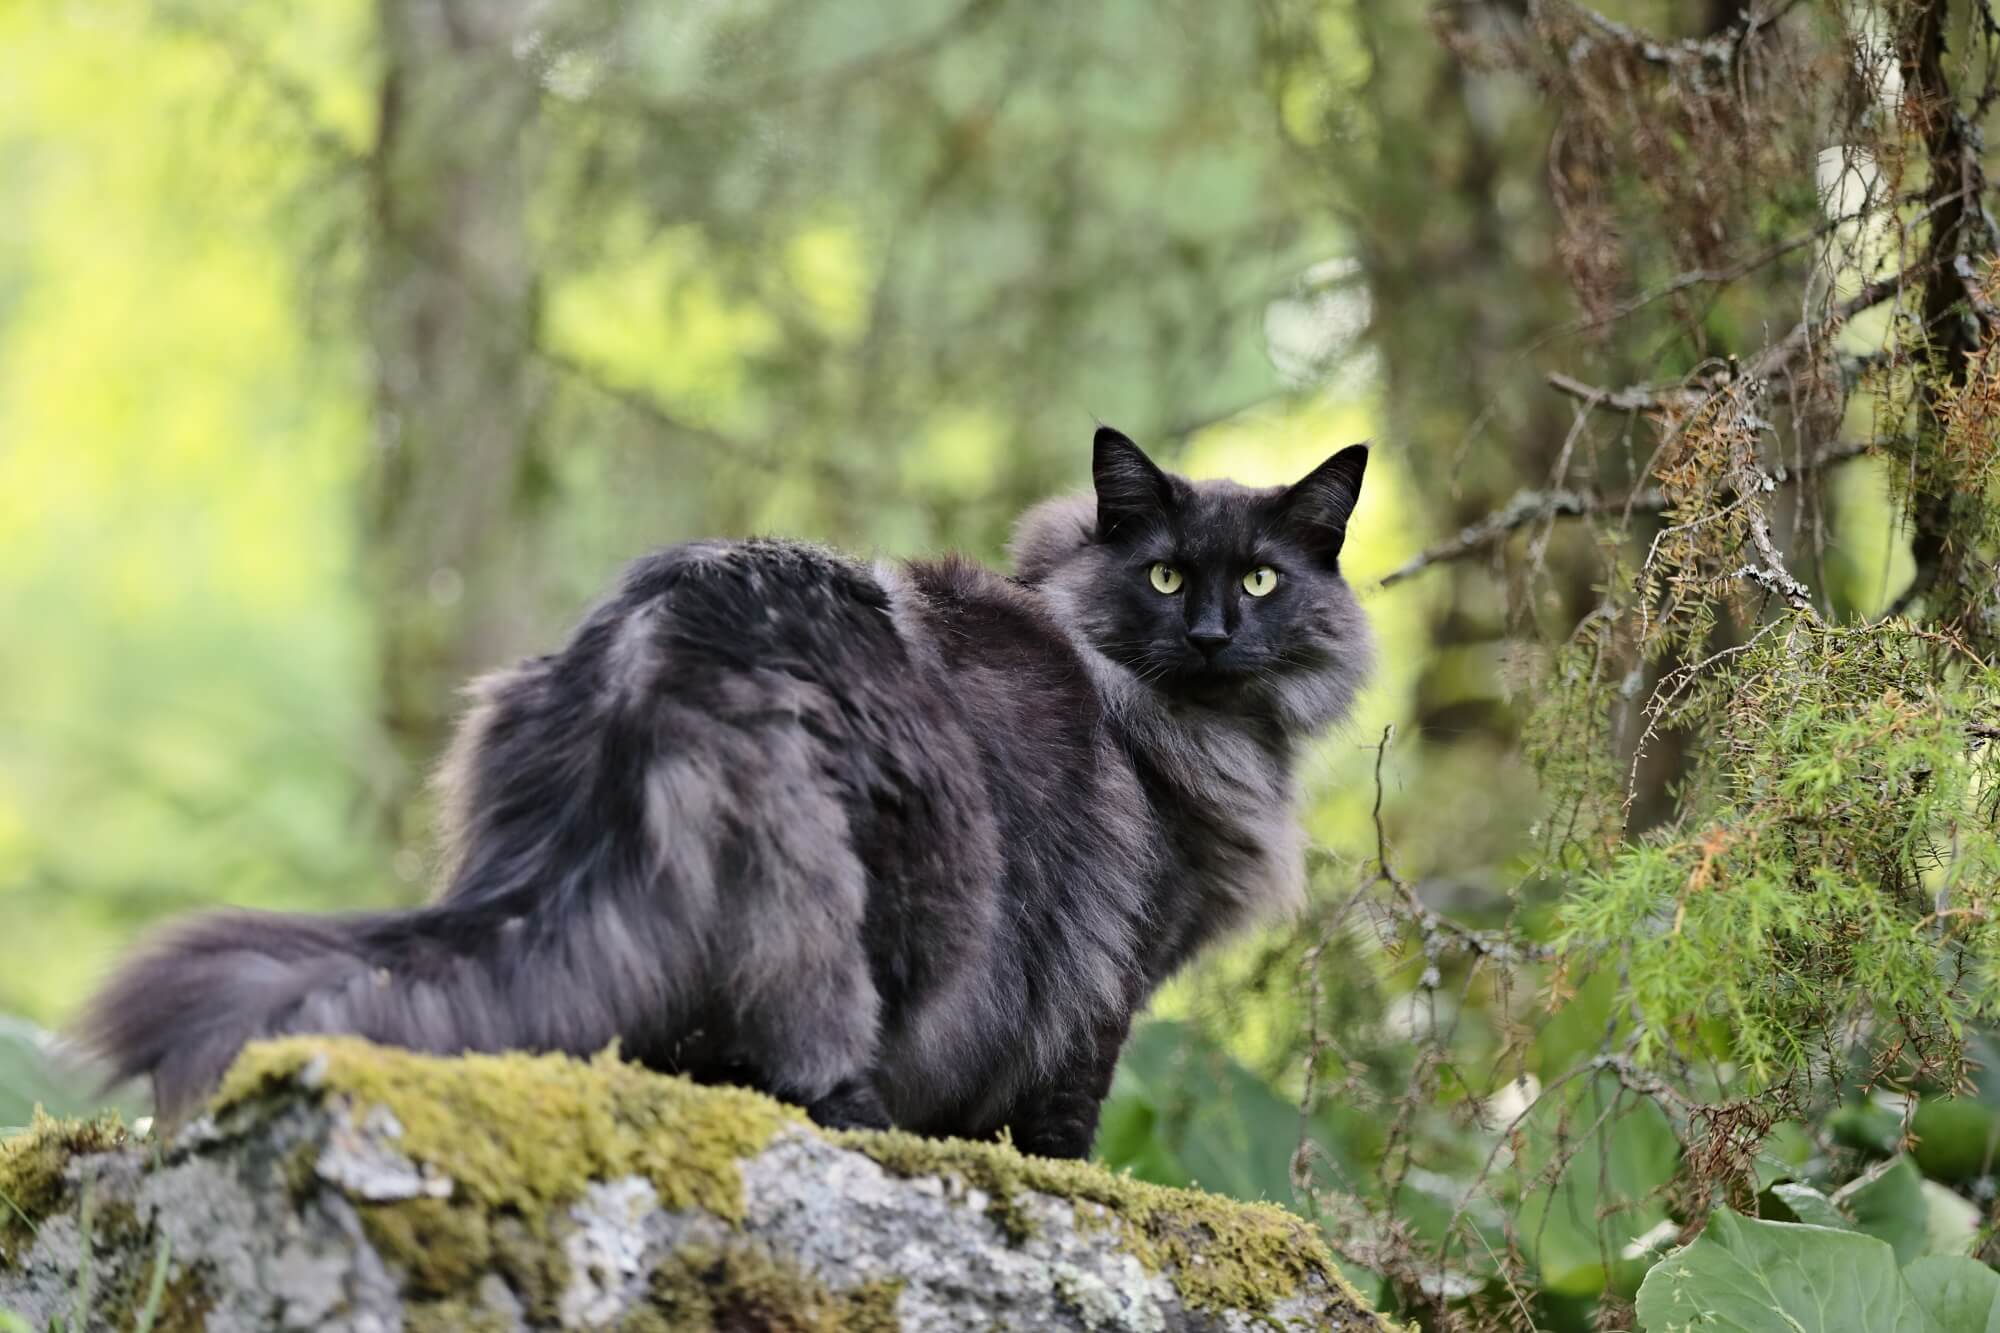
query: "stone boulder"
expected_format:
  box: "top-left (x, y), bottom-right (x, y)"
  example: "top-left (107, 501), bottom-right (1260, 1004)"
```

top-left (0, 1038), bottom-right (1394, 1331)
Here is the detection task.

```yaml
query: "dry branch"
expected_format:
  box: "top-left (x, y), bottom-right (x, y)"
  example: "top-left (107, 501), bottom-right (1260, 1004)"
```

top-left (1376, 440), bottom-right (1873, 588)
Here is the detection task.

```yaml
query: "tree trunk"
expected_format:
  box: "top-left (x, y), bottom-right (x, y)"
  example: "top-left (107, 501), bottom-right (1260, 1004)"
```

top-left (368, 0), bottom-right (548, 836)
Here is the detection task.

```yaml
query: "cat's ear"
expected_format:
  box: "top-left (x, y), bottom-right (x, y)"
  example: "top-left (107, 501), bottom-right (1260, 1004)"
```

top-left (1278, 443), bottom-right (1368, 561)
top-left (1092, 426), bottom-right (1175, 539)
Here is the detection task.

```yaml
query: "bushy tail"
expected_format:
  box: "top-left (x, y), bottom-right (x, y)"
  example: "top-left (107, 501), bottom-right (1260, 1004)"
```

top-left (78, 904), bottom-right (557, 1117)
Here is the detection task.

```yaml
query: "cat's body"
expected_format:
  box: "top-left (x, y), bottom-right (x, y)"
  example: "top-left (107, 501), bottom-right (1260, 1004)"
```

top-left (83, 429), bottom-right (1371, 1157)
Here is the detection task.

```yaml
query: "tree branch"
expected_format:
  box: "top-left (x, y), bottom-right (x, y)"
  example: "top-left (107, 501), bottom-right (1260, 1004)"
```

top-left (1545, 371), bottom-right (1703, 414)
top-left (1376, 440), bottom-right (1873, 588)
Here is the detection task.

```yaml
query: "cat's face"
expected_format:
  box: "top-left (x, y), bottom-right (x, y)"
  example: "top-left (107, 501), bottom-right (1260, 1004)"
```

top-left (1014, 428), bottom-right (1373, 731)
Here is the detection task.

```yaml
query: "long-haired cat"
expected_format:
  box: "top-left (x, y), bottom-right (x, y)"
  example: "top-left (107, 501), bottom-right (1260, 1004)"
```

top-left (83, 427), bottom-right (1371, 1157)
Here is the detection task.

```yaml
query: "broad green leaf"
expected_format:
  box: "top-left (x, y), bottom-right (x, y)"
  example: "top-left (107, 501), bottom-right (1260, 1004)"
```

top-left (1165, 1045), bottom-right (1307, 1207)
top-left (1850, 1158), bottom-right (1933, 1265)
top-left (1517, 1071), bottom-right (1681, 1298)
top-left (1094, 1021), bottom-right (1304, 1205)
top-left (1767, 1166), bottom-right (1979, 1262)
top-left (1093, 1086), bottom-right (1160, 1165)
top-left (1769, 1183), bottom-right (1853, 1231)
top-left (1531, 967), bottom-right (1621, 1077)
top-left (1635, 1210), bottom-right (1945, 1333)
top-left (1092, 1088), bottom-right (1190, 1189)
top-left (1904, 1256), bottom-right (2000, 1333)
top-left (1912, 1099), bottom-right (2000, 1183)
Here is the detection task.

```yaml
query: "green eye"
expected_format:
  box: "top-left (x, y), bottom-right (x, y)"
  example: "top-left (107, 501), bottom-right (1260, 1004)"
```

top-left (1148, 563), bottom-right (1184, 594)
top-left (1243, 566), bottom-right (1279, 597)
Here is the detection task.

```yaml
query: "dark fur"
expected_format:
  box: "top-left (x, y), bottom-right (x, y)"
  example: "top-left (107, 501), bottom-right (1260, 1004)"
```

top-left (81, 428), bottom-right (1372, 1157)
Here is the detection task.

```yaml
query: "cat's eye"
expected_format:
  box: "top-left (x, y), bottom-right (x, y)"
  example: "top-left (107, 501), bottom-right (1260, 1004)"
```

top-left (1148, 563), bottom-right (1184, 595)
top-left (1242, 566), bottom-right (1279, 597)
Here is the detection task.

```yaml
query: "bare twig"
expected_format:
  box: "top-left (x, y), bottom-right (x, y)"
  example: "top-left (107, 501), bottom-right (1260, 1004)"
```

top-left (1564, 2), bottom-right (1748, 69)
top-left (1352, 727), bottom-right (1553, 967)
top-left (1546, 371), bottom-right (1705, 414)
top-left (1741, 272), bottom-right (1912, 383)
top-left (1537, 221), bottom-right (1861, 345)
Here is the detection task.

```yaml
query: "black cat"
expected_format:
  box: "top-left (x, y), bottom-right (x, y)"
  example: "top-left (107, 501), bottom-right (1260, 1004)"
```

top-left (83, 427), bottom-right (1372, 1158)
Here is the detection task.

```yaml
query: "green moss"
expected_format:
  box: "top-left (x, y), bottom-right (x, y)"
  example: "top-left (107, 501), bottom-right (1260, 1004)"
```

top-left (358, 1198), bottom-right (492, 1296)
top-left (842, 1129), bottom-right (1045, 1242)
top-left (0, 1110), bottom-right (129, 1264)
top-left (120, 1263), bottom-right (212, 1333)
top-left (404, 1298), bottom-right (515, 1333)
top-left (90, 1197), bottom-right (144, 1260)
top-left (488, 1215), bottom-right (569, 1326)
top-left (640, 1243), bottom-right (903, 1332)
top-left (844, 1128), bottom-right (1378, 1320)
top-left (214, 1038), bottom-right (800, 1225)
top-left (213, 1038), bottom-right (807, 1317)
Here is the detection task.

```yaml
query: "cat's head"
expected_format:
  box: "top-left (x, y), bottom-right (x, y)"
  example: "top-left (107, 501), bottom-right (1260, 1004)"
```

top-left (1013, 427), bottom-right (1373, 733)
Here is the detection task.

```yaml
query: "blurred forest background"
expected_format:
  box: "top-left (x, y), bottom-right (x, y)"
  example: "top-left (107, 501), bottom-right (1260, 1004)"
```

top-left (5, 0), bottom-right (2000, 1328)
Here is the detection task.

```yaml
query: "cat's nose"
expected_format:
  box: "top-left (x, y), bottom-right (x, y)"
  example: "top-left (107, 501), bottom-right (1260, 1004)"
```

top-left (1186, 629), bottom-right (1232, 659)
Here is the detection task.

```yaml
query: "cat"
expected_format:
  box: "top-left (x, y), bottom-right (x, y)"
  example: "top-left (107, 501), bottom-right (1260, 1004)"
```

top-left (81, 427), bottom-right (1372, 1158)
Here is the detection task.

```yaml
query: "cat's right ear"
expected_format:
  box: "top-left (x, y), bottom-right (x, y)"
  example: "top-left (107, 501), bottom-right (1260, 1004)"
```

top-left (1278, 443), bottom-right (1368, 562)
top-left (1093, 426), bottom-right (1175, 540)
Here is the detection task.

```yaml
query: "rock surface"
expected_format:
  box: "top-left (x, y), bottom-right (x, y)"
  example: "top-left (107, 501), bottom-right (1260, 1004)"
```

top-left (0, 1038), bottom-right (1395, 1331)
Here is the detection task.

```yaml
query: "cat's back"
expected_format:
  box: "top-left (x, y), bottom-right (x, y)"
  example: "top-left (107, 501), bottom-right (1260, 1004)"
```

top-left (592, 539), bottom-right (1086, 698)
top-left (609, 537), bottom-right (902, 680)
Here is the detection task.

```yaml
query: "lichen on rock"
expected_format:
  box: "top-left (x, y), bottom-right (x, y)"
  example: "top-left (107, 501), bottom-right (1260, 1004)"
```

top-left (0, 1038), bottom-right (1397, 1331)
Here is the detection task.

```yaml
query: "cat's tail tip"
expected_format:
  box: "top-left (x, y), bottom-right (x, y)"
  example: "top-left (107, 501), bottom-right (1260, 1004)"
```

top-left (75, 909), bottom-right (378, 1119)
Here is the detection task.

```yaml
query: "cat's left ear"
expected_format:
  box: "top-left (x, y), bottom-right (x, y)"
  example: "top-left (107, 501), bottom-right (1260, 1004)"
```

top-left (1278, 443), bottom-right (1368, 561)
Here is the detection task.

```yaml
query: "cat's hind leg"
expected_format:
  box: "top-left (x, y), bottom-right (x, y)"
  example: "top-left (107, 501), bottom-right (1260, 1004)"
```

top-left (678, 717), bottom-right (893, 1131)
top-left (723, 906), bottom-right (892, 1132)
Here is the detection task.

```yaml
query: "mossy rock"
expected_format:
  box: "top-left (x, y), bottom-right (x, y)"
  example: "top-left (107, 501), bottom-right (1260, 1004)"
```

top-left (0, 1037), bottom-right (1397, 1331)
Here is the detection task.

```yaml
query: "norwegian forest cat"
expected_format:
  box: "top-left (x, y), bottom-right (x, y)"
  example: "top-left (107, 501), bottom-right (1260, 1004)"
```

top-left (83, 427), bottom-right (1372, 1159)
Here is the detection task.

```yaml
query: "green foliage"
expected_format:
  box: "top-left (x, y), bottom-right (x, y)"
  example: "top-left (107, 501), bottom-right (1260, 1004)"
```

top-left (1913, 1096), bottom-right (2000, 1183)
top-left (1557, 628), bottom-right (2000, 1086)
